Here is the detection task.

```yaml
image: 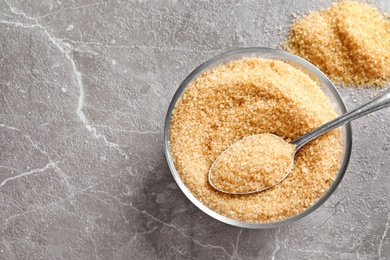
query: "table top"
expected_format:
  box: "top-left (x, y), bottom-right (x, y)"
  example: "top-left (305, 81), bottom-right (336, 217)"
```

top-left (1, 0), bottom-right (389, 259)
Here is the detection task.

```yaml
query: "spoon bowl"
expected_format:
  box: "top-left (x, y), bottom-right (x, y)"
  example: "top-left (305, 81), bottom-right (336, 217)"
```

top-left (208, 134), bottom-right (296, 194)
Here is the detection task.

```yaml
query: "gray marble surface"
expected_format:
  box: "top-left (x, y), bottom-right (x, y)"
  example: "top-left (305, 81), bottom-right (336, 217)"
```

top-left (1, 0), bottom-right (390, 259)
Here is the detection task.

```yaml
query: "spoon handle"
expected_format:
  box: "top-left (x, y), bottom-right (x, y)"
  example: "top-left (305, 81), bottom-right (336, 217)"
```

top-left (292, 88), bottom-right (390, 151)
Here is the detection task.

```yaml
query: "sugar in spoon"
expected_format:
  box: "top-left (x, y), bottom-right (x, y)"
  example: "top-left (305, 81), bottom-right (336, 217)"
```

top-left (208, 87), bottom-right (390, 195)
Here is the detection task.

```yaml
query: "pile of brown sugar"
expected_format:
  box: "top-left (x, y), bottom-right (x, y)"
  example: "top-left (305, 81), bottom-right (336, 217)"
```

top-left (283, 1), bottom-right (390, 87)
top-left (169, 58), bottom-right (342, 223)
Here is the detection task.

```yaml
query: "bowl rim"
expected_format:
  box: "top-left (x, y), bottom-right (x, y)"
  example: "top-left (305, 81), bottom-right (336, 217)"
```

top-left (164, 47), bottom-right (352, 229)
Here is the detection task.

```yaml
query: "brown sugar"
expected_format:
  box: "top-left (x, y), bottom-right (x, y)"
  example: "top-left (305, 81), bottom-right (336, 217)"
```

top-left (283, 1), bottom-right (390, 87)
top-left (209, 134), bottom-right (296, 194)
top-left (169, 58), bottom-right (342, 223)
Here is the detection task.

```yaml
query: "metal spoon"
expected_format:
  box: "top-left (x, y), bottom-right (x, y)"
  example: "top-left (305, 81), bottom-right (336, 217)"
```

top-left (209, 87), bottom-right (390, 195)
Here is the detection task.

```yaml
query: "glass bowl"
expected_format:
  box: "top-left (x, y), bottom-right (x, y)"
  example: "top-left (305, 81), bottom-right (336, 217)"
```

top-left (164, 47), bottom-right (352, 229)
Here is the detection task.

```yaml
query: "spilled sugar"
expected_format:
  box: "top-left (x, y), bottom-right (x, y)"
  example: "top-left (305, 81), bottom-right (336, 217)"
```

top-left (283, 1), bottom-right (390, 87)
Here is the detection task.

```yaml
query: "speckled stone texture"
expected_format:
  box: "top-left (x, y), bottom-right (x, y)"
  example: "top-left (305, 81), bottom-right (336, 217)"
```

top-left (0, 0), bottom-right (389, 259)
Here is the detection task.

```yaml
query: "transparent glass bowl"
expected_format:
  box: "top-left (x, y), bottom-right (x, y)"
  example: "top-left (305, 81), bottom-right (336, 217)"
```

top-left (164, 47), bottom-right (352, 229)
